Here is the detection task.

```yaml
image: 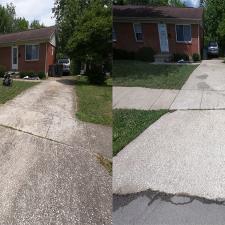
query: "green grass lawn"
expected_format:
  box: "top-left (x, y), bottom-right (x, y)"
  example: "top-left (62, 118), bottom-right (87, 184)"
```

top-left (75, 76), bottom-right (112, 126)
top-left (113, 60), bottom-right (198, 89)
top-left (113, 109), bottom-right (168, 156)
top-left (0, 80), bottom-right (38, 104)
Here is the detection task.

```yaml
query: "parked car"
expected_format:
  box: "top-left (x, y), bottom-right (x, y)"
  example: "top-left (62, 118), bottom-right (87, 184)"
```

top-left (207, 41), bottom-right (219, 57)
top-left (58, 58), bottom-right (71, 74)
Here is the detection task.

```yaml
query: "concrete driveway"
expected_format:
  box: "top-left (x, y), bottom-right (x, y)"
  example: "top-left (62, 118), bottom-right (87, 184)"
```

top-left (0, 78), bottom-right (111, 224)
top-left (171, 59), bottom-right (225, 109)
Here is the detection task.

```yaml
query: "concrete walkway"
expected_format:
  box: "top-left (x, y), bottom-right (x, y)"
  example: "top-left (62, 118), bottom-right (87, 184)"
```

top-left (114, 60), bottom-right (225, 110)
top-left (0, 78), bottom-right (111, 224)
top-left (113, 87), bottom-right (179, 110)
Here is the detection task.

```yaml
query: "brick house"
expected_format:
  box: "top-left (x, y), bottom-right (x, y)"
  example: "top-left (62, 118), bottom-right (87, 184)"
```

top-left (0, 26), bottom-right (56, 75)
top-left (113, 5), bottom-right (204, 61)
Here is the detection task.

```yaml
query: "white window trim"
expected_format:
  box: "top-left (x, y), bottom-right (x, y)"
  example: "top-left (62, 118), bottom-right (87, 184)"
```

top-left (133, 23), bottom-right (143, 42)
top-left (25, 44), bottom-right (40, 61)
top-left (175, 24), bottom-right (192, 44)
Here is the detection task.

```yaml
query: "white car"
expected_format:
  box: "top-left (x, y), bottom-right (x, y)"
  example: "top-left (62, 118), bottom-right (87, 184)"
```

top-left (58, 58), bottom-right (71, 74)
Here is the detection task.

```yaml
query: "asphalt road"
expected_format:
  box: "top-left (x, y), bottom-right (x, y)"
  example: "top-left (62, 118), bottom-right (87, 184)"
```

top-left (0, 78), bottom-right (111, 224)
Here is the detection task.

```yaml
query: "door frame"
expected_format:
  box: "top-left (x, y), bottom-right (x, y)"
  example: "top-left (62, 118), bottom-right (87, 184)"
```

top-left (158, 23), bottom-right (169, 53)
top-left (11, 46), bottom-right (18, 70)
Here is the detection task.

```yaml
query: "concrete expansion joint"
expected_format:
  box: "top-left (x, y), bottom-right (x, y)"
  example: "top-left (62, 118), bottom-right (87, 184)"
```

top-left (0, 123), bottom-right (74, 149)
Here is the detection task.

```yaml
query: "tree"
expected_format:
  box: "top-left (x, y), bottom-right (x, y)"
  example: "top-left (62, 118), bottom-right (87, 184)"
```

top-left (0, 4), bottom-right (14, 33)
top-left (30, 20), bottom-right (45, 29)
top-left (54, 0), bottom-right (112, 83)
top-left (0, 3), bottom-right (29, 33)
top-left (14, 17), bottom-right (29, 32)
top-left (204, 0), bottom-right (225, 47)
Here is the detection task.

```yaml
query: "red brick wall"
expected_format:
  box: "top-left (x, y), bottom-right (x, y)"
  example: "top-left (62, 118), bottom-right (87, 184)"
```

top-left (46, 43), bottom-right (56, 72)
top-left (113, 22), bottom-right (160, 52)
top-left (0, 47), bottom-right (11, 71)
top-left (0, 42), bottom-right (56, 73)
top-left (18, 43), bottom-right (46, 72)
top-left (113, 22), bottom-right (202, 56)
top-left (167, 24), bottom-right (200, 56)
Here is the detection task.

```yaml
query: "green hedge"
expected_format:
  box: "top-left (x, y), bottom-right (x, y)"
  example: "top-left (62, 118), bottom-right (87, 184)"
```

top-left (113, 47), bottom-right (155, 62)
top-left (0, 65), bottom-right (6, 77)
top-left (192, 53), bottom-right (201, 62)
top-left (173, 53), bottom-right (190, 62)
top-left (19, 71), bottom-right (46, 79)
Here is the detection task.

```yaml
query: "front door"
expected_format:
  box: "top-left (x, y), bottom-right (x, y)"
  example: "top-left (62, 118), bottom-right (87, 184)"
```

top-left (12, 46), bottom-right (18, 70)
top-left (158, 24), bottom-right (169, 53)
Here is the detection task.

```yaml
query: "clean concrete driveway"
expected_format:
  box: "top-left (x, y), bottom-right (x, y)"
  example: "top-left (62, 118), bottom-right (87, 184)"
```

top-left (0, 78), bottom-right (111, 224)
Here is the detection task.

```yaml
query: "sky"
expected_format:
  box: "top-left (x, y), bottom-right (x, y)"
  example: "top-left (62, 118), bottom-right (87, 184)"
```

top-left (0, 0), bottom-right (55, 26)
top-left (182, 0), bottom-right (200, 7)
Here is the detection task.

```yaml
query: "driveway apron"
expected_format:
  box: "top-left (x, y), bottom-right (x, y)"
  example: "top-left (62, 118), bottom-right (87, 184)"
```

top-left (0, 78), bottom-right (111, 224)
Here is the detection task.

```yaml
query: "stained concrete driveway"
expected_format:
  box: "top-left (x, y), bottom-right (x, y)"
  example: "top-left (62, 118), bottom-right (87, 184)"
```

top-left (0, 78), bottom-right (111, 224)
top-left (171, 59), bottom-right (225, 109)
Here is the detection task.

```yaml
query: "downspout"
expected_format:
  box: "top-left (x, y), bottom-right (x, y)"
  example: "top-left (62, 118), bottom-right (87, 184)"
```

top-left (45, 43), bottom-right (48, 77)
top-left (198, 23), bottom-right (200, 55)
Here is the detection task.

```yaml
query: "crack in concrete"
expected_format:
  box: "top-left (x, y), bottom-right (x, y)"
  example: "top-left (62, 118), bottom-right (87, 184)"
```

top-left (0, 123), bottom-right (74, 149)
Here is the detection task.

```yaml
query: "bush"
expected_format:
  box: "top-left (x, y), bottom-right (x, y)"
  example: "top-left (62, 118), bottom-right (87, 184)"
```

top-left (86, 64), bottom-right (106, 85)
top-left (135, 47), bottom-right (155, 62)
top-left (70, 59), bottom-right (81, 75)
top-left (0, 65), bottom-right (6, 77)
top-left (173, 53), bottom-right (190, 62)
top-left (37, 71), bottom-right (46, 79)
top-left (192, 53), bottom-right (201, 62)
top-left (113, 48), bottom-right (135, 60)
top-left (19, 71), bottom-right (35, 78)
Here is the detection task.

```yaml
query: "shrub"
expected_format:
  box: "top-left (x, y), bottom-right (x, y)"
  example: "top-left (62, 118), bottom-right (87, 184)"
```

top-left (70, 59), bottom-right (81, 75)
top-left (86, 64), bottom-right (106, 85)
top-left (113, 48), bottom-right (135, 60)
top-left (135, 47), bottom-right (155, 62)
top-left (37, 71), bottom-right (46, 79)
top-left (192, 53), bottom-right (201, 62)
top-left (19, 71), bottom-right (35, 78)
top-left (173, 53), bottom-right (190, 62)
top-left (0, 65), bottom-right (6, 77)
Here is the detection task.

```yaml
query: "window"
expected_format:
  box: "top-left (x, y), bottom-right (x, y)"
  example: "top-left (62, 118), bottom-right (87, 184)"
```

top-left (25, 44), bottom-right (39, 61)
top-left (112, 26), bottom-right (117, 42)
top-left (176, 25), bottom-right (192, 42)
top-left (133, 23), bottom-right (143, 41)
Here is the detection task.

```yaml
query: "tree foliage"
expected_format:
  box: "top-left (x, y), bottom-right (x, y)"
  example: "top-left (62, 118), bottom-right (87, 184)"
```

top-left (54, 0), bottom-right (112, 69)
top-left (204, 0), bottom-right (225, 47)
top-left (30, 20), bottom-right (45, 29)
top-left (0, 3), bottom-right (45, 34)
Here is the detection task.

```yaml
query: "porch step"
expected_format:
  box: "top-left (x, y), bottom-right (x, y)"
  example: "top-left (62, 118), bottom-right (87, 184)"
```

top-left (154, 53), bottom-right (172, 63)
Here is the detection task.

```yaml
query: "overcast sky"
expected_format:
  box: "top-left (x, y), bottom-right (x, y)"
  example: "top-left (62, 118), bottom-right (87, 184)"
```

top-left (0, 0), bottom-right (55, 26)
top-left (183, 0), bottom-right (200, 7)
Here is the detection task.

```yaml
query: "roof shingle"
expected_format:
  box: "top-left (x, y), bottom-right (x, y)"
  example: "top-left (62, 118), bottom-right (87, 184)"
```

top-left (0, 26), bottom-right (56, 44)
top-left (113, 5), bottom-right (203, 20)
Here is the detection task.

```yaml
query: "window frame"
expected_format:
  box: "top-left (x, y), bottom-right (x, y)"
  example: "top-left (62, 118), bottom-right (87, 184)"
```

top-left (133, 23), bottom-right (143, 42)
top-left (25, 44), bottom-right (40, 61)
top-left (175, 24), bottom-right (192, 43)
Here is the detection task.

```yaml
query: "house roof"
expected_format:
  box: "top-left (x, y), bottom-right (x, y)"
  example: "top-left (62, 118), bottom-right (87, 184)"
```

top-left (0, 26), bottom-right (56, 45)
top-left (113, 5), bottom-right (203, 21)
